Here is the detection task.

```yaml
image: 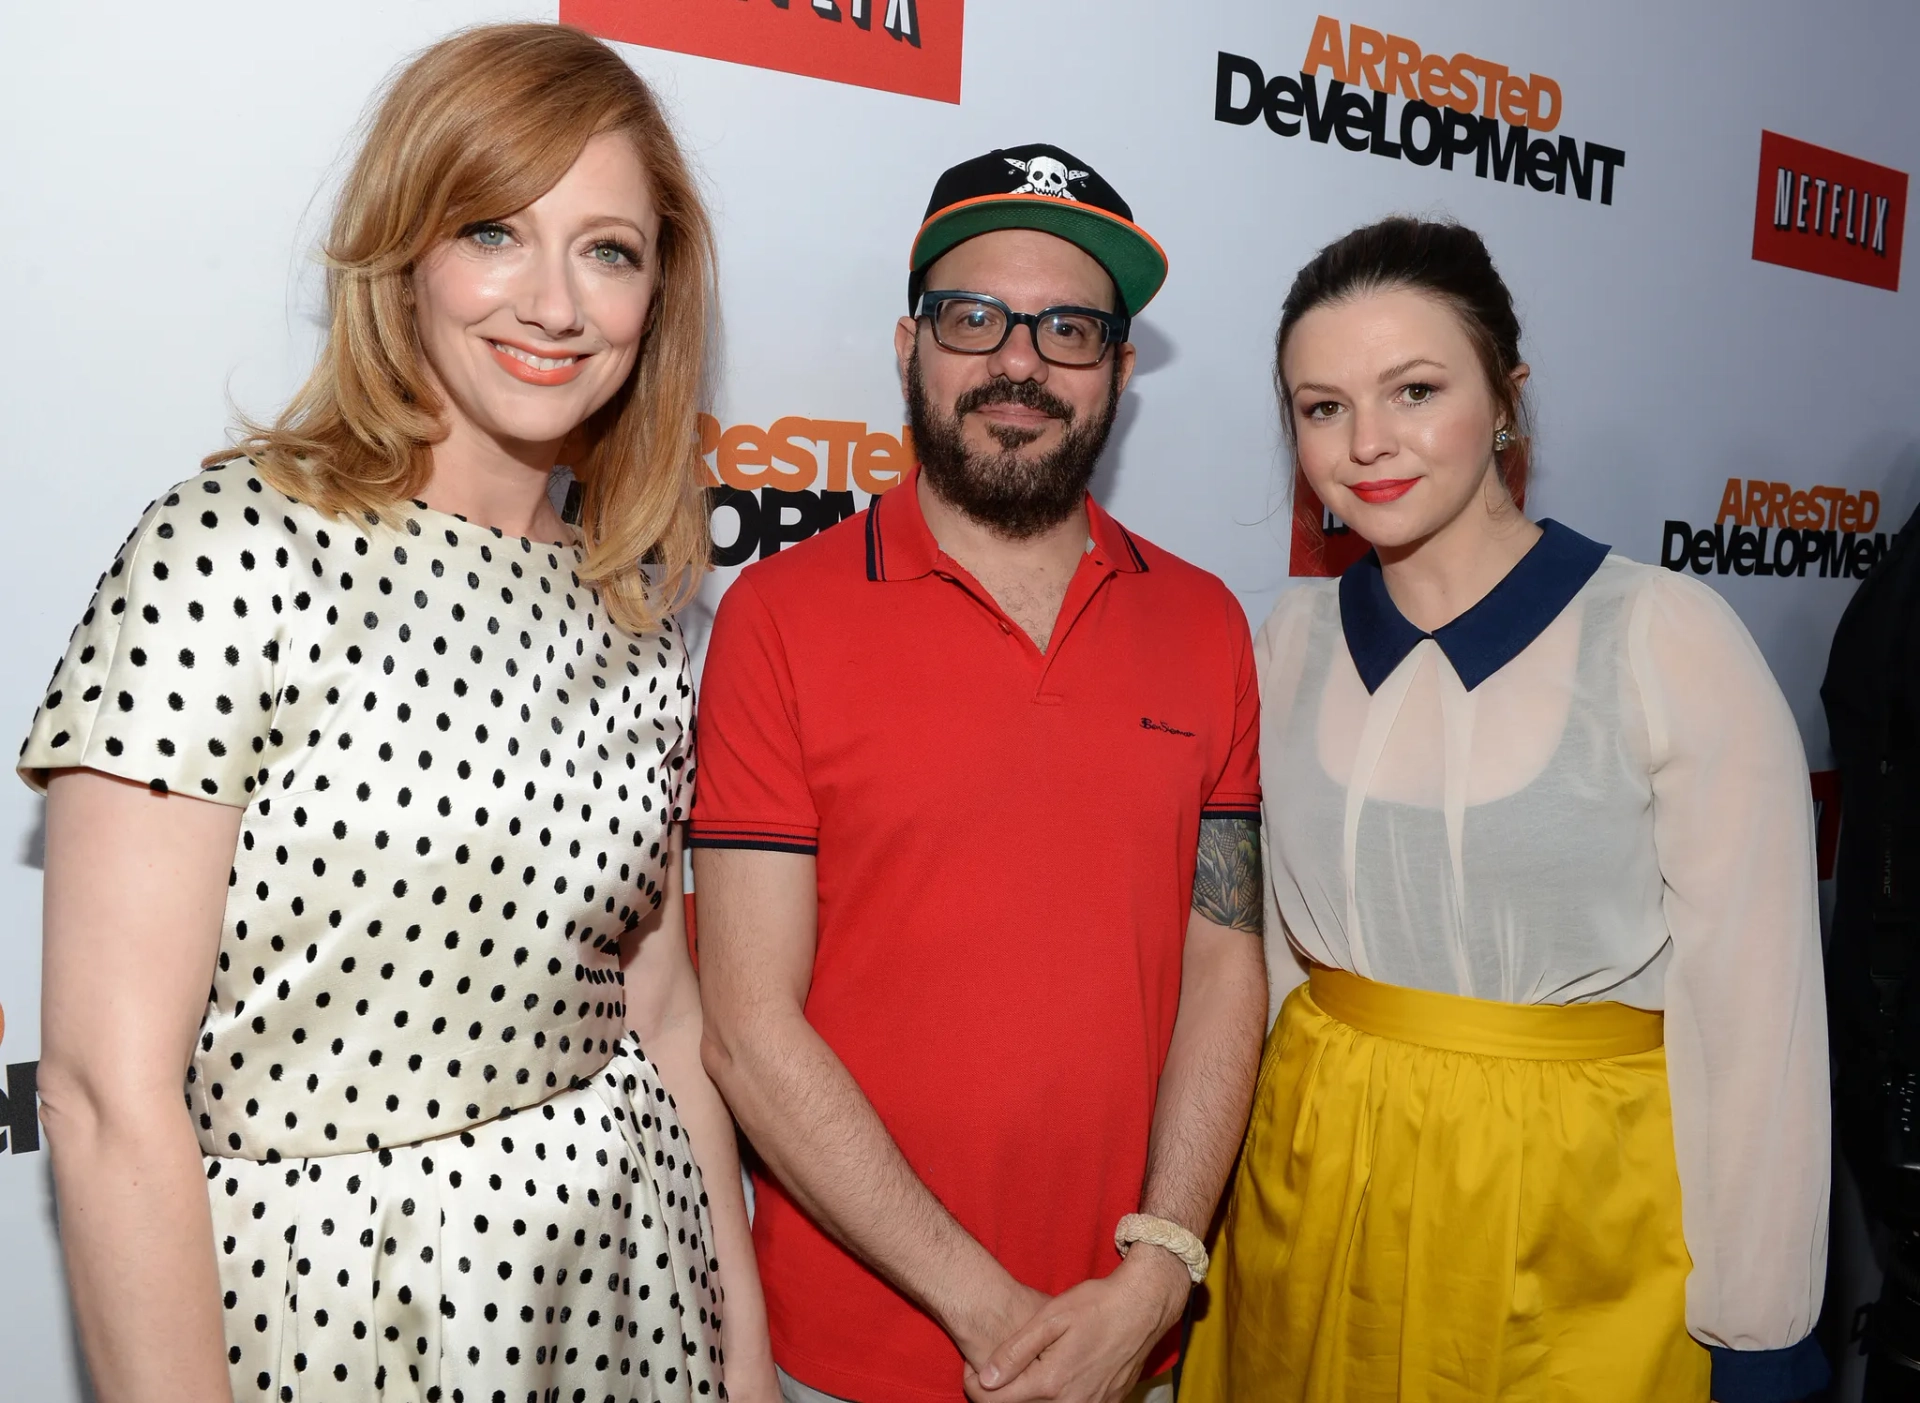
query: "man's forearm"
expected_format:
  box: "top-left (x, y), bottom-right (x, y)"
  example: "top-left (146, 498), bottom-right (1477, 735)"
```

top-left (965, 922), bottom-right (1266, 1402)
top-left (1138, 919), bottom-right (1268, 1235)
top-left (704, 1004), bottom-right (1015, 1337)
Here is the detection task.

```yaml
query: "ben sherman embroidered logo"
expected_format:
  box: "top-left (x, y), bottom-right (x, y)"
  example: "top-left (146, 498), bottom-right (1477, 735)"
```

top-left (1141, 717), bottom-right (1195, 737)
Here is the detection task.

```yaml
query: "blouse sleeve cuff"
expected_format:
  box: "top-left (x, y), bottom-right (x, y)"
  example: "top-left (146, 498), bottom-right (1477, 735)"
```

top-left (1707, 1336), bottom-right (1830, 1403)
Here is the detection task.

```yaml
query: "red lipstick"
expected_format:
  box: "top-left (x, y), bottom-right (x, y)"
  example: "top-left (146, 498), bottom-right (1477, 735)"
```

top-left (1348, 478), bottom-right (1418, 504)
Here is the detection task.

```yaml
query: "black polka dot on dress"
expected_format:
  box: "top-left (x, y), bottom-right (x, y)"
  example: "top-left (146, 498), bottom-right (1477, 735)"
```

top-left (19, 463), bottom-right (722, 1401)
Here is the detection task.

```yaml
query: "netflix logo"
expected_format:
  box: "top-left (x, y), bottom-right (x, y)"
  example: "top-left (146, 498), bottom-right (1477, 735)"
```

top-left (563, 0), bottom-right (961, 104)
top-left (1752, 130), bottom-right (1907, 291)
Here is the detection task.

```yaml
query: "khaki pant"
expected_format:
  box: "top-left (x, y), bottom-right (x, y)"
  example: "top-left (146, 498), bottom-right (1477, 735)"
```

top-left (777, 1365), bottom-right (1175, 1403)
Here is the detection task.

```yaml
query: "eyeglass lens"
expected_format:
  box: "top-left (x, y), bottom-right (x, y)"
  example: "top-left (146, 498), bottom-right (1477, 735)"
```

top-left (931, 298), bottom-right (1109, 366)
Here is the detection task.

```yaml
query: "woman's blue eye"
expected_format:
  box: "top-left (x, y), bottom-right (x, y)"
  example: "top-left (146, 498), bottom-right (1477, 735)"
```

top-left (468, 224), bottom-right (510, 248)
top-left (591, 240), bottom-right (642, 268)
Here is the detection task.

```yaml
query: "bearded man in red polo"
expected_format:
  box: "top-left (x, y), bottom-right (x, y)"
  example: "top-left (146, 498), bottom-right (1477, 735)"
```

top-left (693, 145), bottom-right (1268, 1403)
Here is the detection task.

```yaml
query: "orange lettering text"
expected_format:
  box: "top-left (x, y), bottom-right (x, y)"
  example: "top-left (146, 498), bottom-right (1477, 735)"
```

top-left (1347, 25), bottom-right (1388, 90)
top-left (1302, 15), bottom-right (1351, 82)
top-left (717, 423), bottom-right (772, 491)
top-left (1529, 75), bottom-right (1562, 133)
top-left (1382, 34), bottom-right (1422, 99)
top-left (1716, 477), bottom-right (1745, 526)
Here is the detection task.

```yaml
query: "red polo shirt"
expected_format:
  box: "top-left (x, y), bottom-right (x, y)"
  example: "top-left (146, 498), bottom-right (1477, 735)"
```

top-left (690, 470), bottom-right (1259, 1403)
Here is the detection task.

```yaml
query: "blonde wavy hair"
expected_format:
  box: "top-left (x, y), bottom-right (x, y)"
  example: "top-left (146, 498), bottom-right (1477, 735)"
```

top-left (211, 23), bottom-right (715, 632)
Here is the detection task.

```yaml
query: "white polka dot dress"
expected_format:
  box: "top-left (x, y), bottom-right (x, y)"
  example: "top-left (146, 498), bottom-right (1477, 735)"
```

top-left (19, 463), bottom-right (726, 1402)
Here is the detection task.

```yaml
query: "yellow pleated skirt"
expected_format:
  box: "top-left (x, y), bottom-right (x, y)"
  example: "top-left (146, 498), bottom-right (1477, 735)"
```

top-left (1180, 968), bottom-right (1711, 1403)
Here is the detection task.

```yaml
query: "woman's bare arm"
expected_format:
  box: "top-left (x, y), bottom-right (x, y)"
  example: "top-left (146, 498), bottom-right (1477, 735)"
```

top-left (622, 827), bottom-right (777, 1403)
top-left (40, 768), bottom-right (238, 1403)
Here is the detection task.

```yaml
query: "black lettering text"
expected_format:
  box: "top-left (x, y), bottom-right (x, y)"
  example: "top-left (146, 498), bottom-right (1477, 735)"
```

top-left (0, 1062), bottom-right (39, 1155)
top-left (1440, 108), bottom-right (1480, 170)
top-left (1265, 75), bottom-right (1305, 136)
top-left (1525, 136), bottom-right (1558, 192)
top-left (1300, 74), bottom-right (1345, 145)
top-left (1214, 52), bottom-right (1264, 126)
top-left (1368, 90), bottom-right (1402, 159)
top-left (1477, 119), bottom-right (1527, 184)
top-left (1400, 101), bottom-right (1442, 166)
top-left (1660, 521), bottom-right (1692, 571)
top-left (1333, 90), bottom-right (1373, 152)
top-left (1590, 144), bottom-right (1626, 205)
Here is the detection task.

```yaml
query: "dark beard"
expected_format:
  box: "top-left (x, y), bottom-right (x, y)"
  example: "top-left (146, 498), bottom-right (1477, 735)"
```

top-left (906, 348), bottom-right (1121, 540)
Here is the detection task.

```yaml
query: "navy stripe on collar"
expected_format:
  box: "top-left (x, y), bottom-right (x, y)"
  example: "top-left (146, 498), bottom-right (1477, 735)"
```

top-left (1338, 520), bottom-right (1610, 693)
top-left (864, 490), bottom-right (885, 582)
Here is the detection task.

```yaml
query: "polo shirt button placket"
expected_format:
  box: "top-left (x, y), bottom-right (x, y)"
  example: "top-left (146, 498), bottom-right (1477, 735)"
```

top-left (1033, 630), bottom-right (1064, 705)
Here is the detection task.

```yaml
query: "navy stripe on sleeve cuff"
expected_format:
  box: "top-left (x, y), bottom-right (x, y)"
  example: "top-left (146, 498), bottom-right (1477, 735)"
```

top-left (1709, 1336), bottom-right (1829, 1403)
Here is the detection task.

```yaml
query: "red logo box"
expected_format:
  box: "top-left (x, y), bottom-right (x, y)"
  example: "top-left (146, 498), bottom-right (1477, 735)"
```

top-left (562, 0), bottom-right (963, 104)
top-left (1752, 130), bottom-right (1907, 291)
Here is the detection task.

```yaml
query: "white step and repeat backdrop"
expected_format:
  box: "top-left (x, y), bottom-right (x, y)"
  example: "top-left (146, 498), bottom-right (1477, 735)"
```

top-left (2, 1), bottom-right (1915, 1395)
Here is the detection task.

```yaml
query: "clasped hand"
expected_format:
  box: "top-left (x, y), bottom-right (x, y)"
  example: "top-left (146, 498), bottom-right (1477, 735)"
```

top-left (955, 1249), bottom-right (1191, 1403)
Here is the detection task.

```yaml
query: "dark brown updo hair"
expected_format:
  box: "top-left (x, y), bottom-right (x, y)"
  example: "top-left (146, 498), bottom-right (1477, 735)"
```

top-left (1275, 216), bottom-right (1529, 502)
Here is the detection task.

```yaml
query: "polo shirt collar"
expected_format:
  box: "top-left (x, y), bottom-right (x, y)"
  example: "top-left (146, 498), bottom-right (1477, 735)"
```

top-left (1338, 519), bottom-right (1609, 693)
top-left (866, 466), bottom-right (1148, 582)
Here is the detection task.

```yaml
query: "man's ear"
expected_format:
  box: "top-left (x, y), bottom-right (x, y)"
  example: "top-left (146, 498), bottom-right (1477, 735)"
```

top-left (1112, 340), bottom-right (1139, 399)
top-left (894, 316), bottom-right (918, 391)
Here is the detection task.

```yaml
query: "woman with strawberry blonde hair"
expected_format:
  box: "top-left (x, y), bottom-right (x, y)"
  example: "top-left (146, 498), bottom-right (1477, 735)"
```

top-left (22, 24), bottom-right (774, 1402)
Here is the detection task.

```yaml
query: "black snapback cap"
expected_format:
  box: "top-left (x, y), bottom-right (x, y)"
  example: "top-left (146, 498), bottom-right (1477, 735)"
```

top-left (908, 143), bottom-right (1169, 318)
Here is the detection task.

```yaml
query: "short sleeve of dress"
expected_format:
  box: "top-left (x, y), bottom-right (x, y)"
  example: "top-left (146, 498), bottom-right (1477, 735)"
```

top-left (18, 468), bottom-right (291, 805)
top-left (685, 573), bottom-right (819, 856)
top-left (1627, 567), bottom-right (1829, 1364)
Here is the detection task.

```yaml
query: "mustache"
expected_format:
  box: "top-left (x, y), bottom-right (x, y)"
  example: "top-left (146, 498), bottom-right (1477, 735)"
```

top-left (952, 376), bottom-right (1076, 424)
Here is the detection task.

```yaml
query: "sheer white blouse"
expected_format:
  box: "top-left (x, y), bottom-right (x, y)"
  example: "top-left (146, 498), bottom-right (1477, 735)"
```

top-left (1255, 522), bottom-right (1829, 1357)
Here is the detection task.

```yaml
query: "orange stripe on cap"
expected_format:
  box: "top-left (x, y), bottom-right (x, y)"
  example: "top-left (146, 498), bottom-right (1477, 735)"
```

top-left (909, 193), bottom-right (1170, 271)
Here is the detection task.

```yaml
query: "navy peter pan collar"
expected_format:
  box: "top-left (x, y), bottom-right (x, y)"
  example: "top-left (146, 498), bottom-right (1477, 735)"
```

top-left (1338, 520), bottom-right (1610, 693)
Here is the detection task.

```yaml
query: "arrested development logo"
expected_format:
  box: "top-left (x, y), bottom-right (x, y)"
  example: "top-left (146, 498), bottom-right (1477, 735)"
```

top-left (1752, 131), bottom-right (1907, 291)
top-left (1660, 476), bottom-right (1890, 581)
top-left (700, 412), bottom-right (912, 565)
top-left (1218, 15), bottom-right (1626, 207)
top-left (562, 0), bottom-right (962, 103)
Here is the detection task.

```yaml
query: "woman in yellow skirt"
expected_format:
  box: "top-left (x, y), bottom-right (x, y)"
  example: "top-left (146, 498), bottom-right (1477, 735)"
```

top-left (1180, 219), bottom-right (1830, 1403)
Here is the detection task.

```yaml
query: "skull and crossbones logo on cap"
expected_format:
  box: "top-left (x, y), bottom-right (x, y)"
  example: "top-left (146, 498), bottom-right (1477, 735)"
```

top-left (1006, 155), bottom-right (1089, 200)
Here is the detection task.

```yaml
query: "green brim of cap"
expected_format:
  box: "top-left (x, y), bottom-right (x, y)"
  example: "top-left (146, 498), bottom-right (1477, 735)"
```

top-left (910, 195), bottom-right (1168, 317)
